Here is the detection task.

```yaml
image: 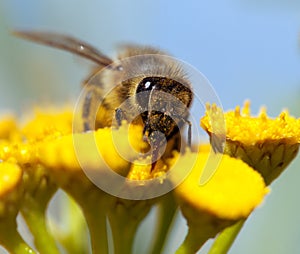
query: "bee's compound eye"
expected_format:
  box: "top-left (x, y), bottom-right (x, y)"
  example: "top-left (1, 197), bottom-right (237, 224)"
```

top-left (136, 77), bottom-right (158, 93)
top-left (136, 77), bottom-right (160, 109)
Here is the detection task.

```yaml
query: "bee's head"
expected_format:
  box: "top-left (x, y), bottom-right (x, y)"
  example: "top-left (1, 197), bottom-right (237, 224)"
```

top-left (135, 76), bottom-right (192, 138)
top-left (135, 76), bottom-right (193, 110)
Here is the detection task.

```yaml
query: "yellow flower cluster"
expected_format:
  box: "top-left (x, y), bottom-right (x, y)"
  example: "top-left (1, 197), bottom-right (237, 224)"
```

top-left (0, 100), bottom-right (298, 253)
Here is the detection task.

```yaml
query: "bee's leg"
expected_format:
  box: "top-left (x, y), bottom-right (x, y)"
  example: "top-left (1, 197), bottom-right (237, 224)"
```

top-left (81, 86), bottom-right (103, 132)
top-left (115, 108), bottom-right (124, 127)
top-left (210, 134), bottom-right (225, 153)
top-left (187, 120), bottom-right (192, 148)
top-left (151, 152), bottom-right (158, 171)
top-left (183, 119), bottom-right (192, 148)
top-left (150, 138), bottom-right (160, 171)
top-left (82, 90), bottom-right (93, 131)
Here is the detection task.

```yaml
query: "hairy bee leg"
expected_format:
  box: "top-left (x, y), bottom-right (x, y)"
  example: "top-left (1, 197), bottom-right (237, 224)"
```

top-left (81, 86), bottom-right (103, 132)
top-left (210, 134), bottom-right (224, 153)
top-left (151, 140), bottom-right (160, 171)
top-left (82, 90), bottom-right (93, 131)
top-left (183, 119), bottom-right (192, 148)
top-left (151, 161), bottom-right (157, 171)
top-left (187, 120), bottom-right (192, 148)
top-left (115, 108), bottom-right (124, 127)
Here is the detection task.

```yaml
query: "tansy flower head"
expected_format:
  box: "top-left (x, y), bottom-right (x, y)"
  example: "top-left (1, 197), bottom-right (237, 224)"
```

top-left (0, 116), bottom-right (18, 141)
top-left (0, 161), bottom-right (37, 254)
top-left (21, 107), bottom-right (73, 141)
top-left (18, 109), bottom-right (158, 253)
top-left (170, 149), bottom-right (268, 253)
top-left (0, 162), bottom-right (23, 218)
top-left (201, 101), bottom-right (300, 184)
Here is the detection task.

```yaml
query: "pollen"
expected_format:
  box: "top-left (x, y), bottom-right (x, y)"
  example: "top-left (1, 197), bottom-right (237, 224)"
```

top-left (21, 108), bottom-right (73, 141)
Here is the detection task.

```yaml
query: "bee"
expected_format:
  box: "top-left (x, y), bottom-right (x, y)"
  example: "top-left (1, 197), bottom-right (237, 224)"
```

top-left (14, 31), bottom-right (193, 168)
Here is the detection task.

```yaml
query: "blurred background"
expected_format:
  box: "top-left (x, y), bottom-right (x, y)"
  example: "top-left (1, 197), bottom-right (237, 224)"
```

top-left (0, 0), bottom-right (300, 253)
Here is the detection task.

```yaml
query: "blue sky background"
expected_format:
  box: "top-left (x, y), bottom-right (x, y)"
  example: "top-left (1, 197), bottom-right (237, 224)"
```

top-left (0, 1), bottom-right (300, 253)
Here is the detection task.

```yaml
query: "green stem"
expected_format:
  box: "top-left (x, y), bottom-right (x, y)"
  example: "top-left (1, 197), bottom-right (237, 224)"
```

top-left (83, 207), bottom-right (108, 254)
top-left (108, 199), bottom-right (152, 254)
top-left (175, 228), bottom-right (209, 254)
top-left (110, 217), bottom-right (137, 254)
top-left (0, 219), bottom-right (36, 254)
top-left (21, 198), bottom-right (60, 254)
top-left (63, 177), bottom-right (111, 254)
top-left (208, 219), bottom-right (245, 254)
top-left (150, 194), bottom-right (177, 254)
top-left (56, 195), bottom-right (89, 254)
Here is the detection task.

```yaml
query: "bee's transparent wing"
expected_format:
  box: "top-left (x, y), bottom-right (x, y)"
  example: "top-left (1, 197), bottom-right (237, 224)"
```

top-left (13, 30), bottom-right (113, 66)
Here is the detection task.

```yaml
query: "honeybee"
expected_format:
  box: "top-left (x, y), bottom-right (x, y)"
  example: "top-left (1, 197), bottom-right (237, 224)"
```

top-left (14, 31), bottom-right (193, 167)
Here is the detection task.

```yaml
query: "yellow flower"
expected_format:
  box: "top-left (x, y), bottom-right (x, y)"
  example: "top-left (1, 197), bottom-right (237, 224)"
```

top-left (21, 107), bottom-right (73, 141)
top-left (0, 111), bottom-right (72, 253)
top-left (0, 116), bottom-right (18, 141)
top-left (201, 101), bottom-right (300, 184)
top-left (0, 162), bottom-right (23, 218)
top-left (0, 161), bottom-right (36, 254)
top-left (170, 149), bottom-right (268, 253)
